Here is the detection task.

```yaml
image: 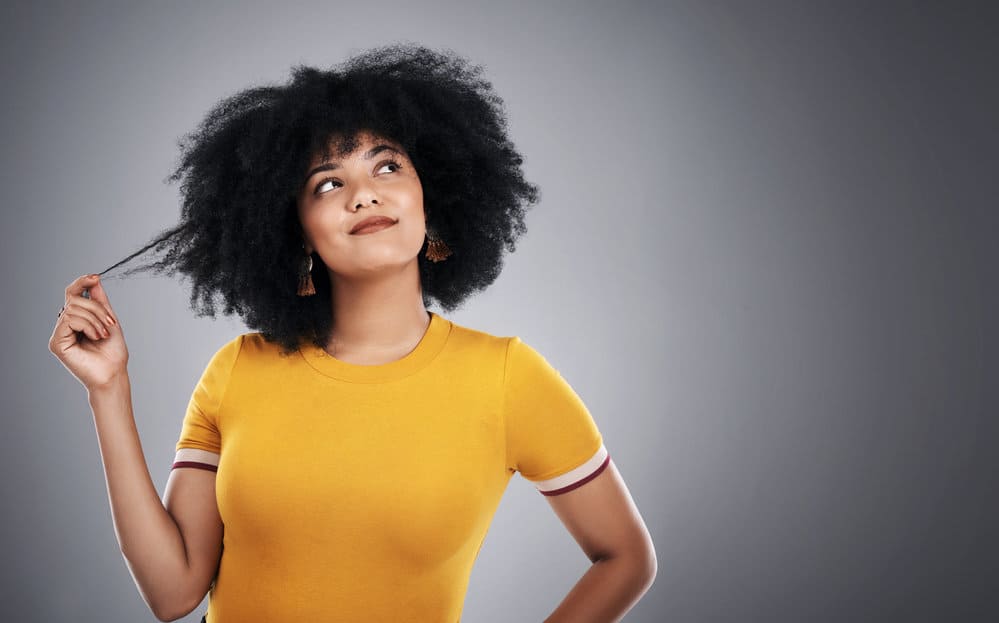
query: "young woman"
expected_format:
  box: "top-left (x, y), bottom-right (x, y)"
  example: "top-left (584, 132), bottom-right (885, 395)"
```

top-left (48, 43), bottom-right (656, 623)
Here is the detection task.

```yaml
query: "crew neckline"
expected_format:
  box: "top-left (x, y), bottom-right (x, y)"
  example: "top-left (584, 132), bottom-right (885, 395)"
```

top-left (298, 311), bottom-right (452, 383)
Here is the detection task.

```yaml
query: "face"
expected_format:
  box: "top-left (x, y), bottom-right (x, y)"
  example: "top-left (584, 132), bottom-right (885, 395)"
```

top-left (296, 131), bottom-right (426, 280)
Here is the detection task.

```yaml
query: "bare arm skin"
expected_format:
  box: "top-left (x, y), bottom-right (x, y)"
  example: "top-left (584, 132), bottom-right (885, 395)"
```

top-left (541, 459), bottom-right (658, 623)
top-left (88, 376), bottom-right (223, 621)
top-left (49, 274), bottom-right (222, 622)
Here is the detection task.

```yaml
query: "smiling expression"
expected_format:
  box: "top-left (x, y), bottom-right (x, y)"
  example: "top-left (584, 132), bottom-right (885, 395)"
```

top-left (297, 131), bottom-right (427, 279)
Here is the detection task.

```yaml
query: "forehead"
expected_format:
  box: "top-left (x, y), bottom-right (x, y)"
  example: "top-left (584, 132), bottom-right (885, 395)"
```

top-left (309, 131), bottom-right (406, 166)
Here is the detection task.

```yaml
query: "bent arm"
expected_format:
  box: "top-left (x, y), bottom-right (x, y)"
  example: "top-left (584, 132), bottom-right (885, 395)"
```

top-left (88, 374), bottom-right (196, 621)
top-left (543, 554), bottom-right (656, 623)
top-left (542, 458), bottom-right (658, 622)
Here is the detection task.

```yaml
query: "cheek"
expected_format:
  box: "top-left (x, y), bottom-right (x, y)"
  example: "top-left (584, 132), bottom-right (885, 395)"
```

top-left (303, 205), bottom-right (347, 237)
top-left (397, 177), bottom-right (424, 208)
top-left (298, 200), bottom-right (325, 233)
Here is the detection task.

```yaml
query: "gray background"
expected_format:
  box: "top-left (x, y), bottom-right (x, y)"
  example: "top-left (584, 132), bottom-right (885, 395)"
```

top-left (3, 1), bottom-right (996, 621)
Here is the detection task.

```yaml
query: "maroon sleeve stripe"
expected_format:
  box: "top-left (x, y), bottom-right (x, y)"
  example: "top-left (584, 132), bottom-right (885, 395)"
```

top-left (171, 461), bottom-right (219, 472)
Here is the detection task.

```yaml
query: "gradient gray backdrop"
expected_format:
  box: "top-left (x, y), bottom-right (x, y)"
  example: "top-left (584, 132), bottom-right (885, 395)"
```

top-left (3, 2), bottom-right (996, 621)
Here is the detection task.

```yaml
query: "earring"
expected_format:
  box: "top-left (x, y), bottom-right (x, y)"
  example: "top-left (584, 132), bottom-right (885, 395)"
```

top-left (297, 244), bottom-right (316, 296)
top-left (425, 224), bottom-right (452, 262)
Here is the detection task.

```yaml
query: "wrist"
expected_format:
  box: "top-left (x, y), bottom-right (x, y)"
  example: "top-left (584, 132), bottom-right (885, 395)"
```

top-left (87, 371), bottom-right (131, 403)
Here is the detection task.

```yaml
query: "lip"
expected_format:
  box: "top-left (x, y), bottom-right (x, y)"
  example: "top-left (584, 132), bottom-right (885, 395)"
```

top-left (349, 215), bottom-right (398, 235)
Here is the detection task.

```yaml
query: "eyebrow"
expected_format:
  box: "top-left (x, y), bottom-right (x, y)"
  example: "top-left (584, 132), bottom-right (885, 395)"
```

top-left (303, 144), bottom-right (402, 184)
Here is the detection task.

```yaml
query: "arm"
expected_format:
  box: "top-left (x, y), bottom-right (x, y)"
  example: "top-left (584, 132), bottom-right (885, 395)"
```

top-left (89, 374), bottom-right (221, 621)
top-left (541, 459), bottom-right (657, 623)
top-left (50, 274), bottom-right (221, 620)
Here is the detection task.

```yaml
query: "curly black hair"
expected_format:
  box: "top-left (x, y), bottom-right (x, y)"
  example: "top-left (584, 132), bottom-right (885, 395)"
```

top-left (95, 42), bottom-right (540, 356)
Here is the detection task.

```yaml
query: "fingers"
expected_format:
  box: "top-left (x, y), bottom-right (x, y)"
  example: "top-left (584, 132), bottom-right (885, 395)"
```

top-left (85, 275), bottom-right (115, 316)
top-left (62, 296), bottom-right (116, 330)
top-left (70, 292), bottom-right (117, 329)
top-left (62, 308), bottom-right (111, 342)
top-left (65, 274), bottom-right (99, 299)
top-left (64, 274), bottom-right (118, 326)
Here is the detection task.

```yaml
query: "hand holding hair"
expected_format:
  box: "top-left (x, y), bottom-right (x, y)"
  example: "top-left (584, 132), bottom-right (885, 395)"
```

top-left (48, 273), bottom-right (129, 393)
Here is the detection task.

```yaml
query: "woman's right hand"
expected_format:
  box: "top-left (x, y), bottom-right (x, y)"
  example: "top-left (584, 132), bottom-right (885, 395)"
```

top-left (48, 274), bottom-right (129, 392)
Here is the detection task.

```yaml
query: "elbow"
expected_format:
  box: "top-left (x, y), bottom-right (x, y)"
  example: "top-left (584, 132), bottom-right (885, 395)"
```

top-left (118, 547), bottom-right (204, 621)
top-left (644, 549), bottom-right (658, 587)
top-left (150, 591), bottom-right (201, 622)
top-left (625, 549), bottom-right (657, 589)
top-left (151, 602), bottom-right (182, 623)
top-left (635, 528), bottom-right (658, 585)
top-left (609, 543), bottom-right (657, 587)
top-left (640, 541), bottom-right (658, 587)
top-left (150, 604), bottom-right (173, 623)
top-left (605, 533), bottom-right (658, 583)
top-left (152, 601), bottom-right (194, 623)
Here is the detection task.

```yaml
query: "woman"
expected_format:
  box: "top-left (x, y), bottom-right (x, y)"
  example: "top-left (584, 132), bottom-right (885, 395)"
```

top-left (48, 43), bottom-right (656, 622)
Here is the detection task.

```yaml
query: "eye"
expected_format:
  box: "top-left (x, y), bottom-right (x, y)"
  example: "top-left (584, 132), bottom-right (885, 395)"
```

top-left (313, 177), bottom-right (341, 195)
top-left (311, 160), bottom-right (403, 196)
top-left (377, 160), bottom-right (403, 174)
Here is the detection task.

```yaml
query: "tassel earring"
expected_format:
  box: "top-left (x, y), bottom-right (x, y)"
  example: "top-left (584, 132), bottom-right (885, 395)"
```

top-left (425, 224), bottom-right (452, 262)
top-left (297, 244), bottom-right (316, 296)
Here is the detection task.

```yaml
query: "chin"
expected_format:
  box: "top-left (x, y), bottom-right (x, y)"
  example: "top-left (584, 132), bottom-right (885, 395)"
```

top-left (334, 247), bottom-right (424, 275)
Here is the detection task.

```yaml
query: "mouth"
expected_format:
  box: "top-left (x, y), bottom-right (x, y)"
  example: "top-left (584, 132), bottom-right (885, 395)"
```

top-left (350, 216), bottom-right (398, 235)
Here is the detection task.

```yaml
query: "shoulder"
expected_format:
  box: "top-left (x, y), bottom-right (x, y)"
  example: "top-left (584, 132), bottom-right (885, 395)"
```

top-left (238, 331), bottom-right (269, 351)
top-left (203, 332), bottom-right (291, 369)
top-left (442, 316), bottom-right (516, 358)
top-left (236, 331), bottom-right (300, 356)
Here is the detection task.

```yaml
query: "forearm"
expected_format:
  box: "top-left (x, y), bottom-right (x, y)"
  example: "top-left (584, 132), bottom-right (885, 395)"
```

top-left (542, 554), bottom-right (656, 623)
top-left (88, 374), bottom-right (191, 619)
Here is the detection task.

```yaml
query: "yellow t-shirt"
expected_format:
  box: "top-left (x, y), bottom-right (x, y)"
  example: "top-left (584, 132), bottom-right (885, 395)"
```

top-left (172, 311), bottom-right (609, 622)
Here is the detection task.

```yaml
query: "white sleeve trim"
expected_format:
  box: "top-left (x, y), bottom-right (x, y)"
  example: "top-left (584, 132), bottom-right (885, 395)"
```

top-left (533, 442), bottom-right (609, 495)
top-left (172, 448), bottom-right (221, 471)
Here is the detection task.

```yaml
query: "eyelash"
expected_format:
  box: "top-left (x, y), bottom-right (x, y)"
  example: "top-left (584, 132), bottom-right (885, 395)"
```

top-left (313, 160), bottom-right (403, 196)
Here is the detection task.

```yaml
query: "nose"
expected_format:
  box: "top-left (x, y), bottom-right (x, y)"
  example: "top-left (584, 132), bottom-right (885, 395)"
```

top-left (347, 177), bottom-right (381, 211)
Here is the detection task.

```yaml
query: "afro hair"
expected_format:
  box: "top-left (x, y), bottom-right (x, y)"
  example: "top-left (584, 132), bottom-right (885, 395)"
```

top-left (96, 42), bottom-right (540, 356)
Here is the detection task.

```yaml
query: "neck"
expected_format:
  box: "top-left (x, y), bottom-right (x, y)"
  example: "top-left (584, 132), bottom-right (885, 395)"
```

top-left (326, 260), bottom-right (430, 355)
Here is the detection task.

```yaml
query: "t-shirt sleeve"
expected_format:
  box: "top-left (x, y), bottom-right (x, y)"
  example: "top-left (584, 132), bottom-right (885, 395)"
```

top-left (503, 336), bottom-right (610, 496)
top-left (172, 334), bottom-right (244, 472)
